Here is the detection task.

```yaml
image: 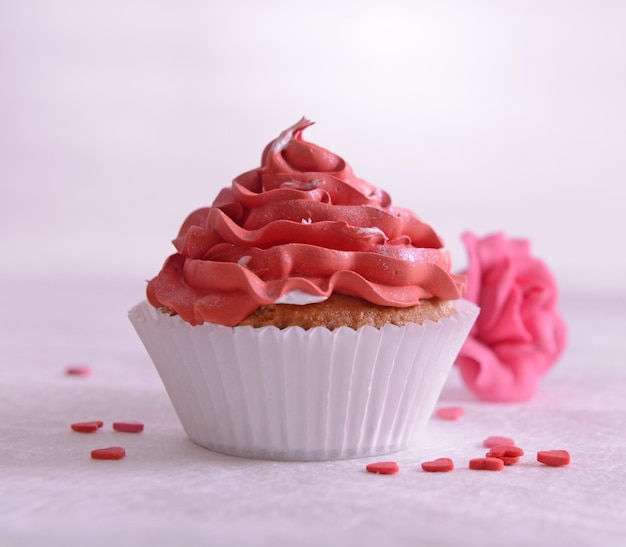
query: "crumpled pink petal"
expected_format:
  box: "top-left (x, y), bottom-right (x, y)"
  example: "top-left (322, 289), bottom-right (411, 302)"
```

top-left (456, 232), bottom-right (567, 402)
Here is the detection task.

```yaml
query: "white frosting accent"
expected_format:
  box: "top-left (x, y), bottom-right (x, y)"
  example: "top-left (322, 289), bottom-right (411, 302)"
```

top-left (301, 218), bottom-right (312, 224)
top-left (282, 179), bottom-right (321, 191)
top-left (274, 290), bottom-right (328, 305)
top-left (270, 117), bottom-right (312, 153)
top-left (356, 226), bottom-right (388, 239)
top-left (271, 129), bottom-right (294, 153)
top-left (238, 256), bottom-right (252, 267)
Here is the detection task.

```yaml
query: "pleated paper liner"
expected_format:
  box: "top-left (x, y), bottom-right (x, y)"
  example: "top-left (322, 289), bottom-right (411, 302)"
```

top-left (129, 299), bottom-right (479, 461)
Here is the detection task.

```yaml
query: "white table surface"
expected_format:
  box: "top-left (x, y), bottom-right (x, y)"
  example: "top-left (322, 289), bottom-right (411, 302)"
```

top-left (1, 274), bottom-right (625, 547)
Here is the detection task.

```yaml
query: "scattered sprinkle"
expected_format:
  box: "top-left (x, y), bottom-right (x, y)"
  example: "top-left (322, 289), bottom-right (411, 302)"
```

top-left (112, 421), bottom-right (144, 433)
top-left (435, 406), bottom-right (465, 421)
top-left (537, 450), bottom-right (570, 467)
top-left (71, 421), bottom-right (103, 433)
top-left (366, 461), bottom-right (400, 475)
top-left (469, 457), bottom-right (505, 471)
top-left (421, 458), bottom-right (454, 472)
top-left (483, 436), bottom-right (515, 448)
top-left (65, 365), bottom-right (92, 377)
top-left (486, 445), bottom-right (524, 465)
top-left (91, 447), bottom-right (126, 460)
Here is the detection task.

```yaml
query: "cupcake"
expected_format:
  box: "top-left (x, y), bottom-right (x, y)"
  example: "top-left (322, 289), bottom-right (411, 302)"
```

top-left (129, 118), bottom-right (478, 461)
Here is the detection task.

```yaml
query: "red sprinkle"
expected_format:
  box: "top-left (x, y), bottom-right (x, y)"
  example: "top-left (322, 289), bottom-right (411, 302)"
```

top-left (71, 421), bottom-right (103, 433)
top-left (435, 406), bottom-right (465, 421)
top-left (469, 457), bottom-right (505, 471)
top-left (486, 445), bottom-right (524, 465)
top-left (91, 446), bottom-right (126, 460)
top-left (65, 365), bottom-right (92, 377)
top-left (112, 421), bottom-right (144, 433)
top-left (483, 436), bottom-right (515, 448)
top-left (537, 450), bottom-right (570, 467)
top-left (366, 461), bottom-right (400, 475)
top-left (421, 458), bottom-right (454, 472)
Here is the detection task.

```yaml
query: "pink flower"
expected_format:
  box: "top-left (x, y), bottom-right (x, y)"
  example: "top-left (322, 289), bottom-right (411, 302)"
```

top-left (456, 232), bottom-right (567, 402)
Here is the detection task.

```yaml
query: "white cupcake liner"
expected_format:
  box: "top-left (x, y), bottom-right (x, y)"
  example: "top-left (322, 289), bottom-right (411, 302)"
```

top-left (129, 299), bottom-right (479, 461)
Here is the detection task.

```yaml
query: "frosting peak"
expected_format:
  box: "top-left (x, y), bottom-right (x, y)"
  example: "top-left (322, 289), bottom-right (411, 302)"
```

top-left (147, 118), bottom-right (465, 326)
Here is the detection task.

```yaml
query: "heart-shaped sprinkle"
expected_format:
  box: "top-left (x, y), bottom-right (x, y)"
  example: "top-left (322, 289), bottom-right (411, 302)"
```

top-left (71, 421), bottom-right (103, 433)
top-left (435, 406), bottom-right (465, 421)
top-left (113, 421), bottom-right (144, 433)
top-left (421, 458), bottom-right (454, 472)
top-left (366, 461), bottom-right (399, 475)
top-left (91, 447), bottom-right (126, 460)
top-left (483, 436), bottom-right (515, 448)
top-left (537, 450), bottom-right (570, 467)
top-left (469, 457), bottom-right (504, 471)
top-left (65, 365), bottom-right (92, 377)
top-left (486, 445), bottom-right (524, 465)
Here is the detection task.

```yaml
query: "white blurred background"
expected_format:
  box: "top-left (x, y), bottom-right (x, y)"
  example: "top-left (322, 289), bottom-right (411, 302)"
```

top-left (1, 0), bottom-right (624, 294)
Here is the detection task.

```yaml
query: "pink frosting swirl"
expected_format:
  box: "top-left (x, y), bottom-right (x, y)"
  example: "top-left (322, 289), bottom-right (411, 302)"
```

top-left (147, 118), bottom-right (465, 326)
top-left (456, 232), bottom-right (567, 402)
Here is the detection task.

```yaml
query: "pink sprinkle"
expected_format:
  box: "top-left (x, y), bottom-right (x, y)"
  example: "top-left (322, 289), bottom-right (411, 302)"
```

top-left (66, 365), bottom-right (92, 377)
top-left (537, 450), bottom-right (570, 467)
top-left (113, 421), bottom-right (144, 433)
top-left (71, 421), bottom-right (101, 433)
top-left (435, 407), bottom-right (465, 421)
top-left (483, 436), bottom-right (515, 448)
top-left (469, 457), bottom-right (504, 471)
top-left (421, 458), bottom-right (454, 472)
top-left (366, 461), bottom-right (400, 475)
top-left (486, 445), bottom-right (525, 465)
top-left (91, 447), bottom-right (126, 460)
